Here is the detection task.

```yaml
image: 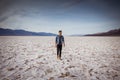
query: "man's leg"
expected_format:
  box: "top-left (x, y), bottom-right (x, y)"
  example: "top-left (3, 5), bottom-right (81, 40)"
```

top-left (57, 45), bottom-right (60, 59)
top-left (59, 45), bottom-right (62, 59)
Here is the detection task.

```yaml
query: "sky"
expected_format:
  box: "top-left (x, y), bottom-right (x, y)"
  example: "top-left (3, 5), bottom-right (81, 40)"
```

top-left (0, 0), bottom-right (120, 35)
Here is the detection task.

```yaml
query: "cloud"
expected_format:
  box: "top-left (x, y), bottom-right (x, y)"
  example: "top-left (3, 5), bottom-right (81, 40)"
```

top-left (0, 0), bottom-right (120, 34)
top-left (61, 0), bottom-right (82, 9)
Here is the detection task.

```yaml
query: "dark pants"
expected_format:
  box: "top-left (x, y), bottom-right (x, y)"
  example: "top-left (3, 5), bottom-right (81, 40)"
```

top-left (57, 44), bottom-right (62, 58)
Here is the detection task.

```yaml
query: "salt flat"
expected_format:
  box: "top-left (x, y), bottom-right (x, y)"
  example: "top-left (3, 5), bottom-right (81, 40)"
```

top-left (0, 36), bottom-right (120, 80)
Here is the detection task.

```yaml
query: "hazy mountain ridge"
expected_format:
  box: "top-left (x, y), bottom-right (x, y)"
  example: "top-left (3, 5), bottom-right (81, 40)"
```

top-left (85, 28), bottom-right (120, 36)
top-left (0, 28), bottom-right (57, 36)
top-left (0, 28), bottom-right (120, 36)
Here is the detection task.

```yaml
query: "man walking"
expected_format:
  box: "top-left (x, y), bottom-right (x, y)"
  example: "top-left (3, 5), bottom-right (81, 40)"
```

top-left (55, 30), bottom-right (65, 60)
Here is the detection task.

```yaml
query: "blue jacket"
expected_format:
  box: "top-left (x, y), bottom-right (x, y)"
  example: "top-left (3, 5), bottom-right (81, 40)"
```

top-left (56, 35), bottom-right (64, 45)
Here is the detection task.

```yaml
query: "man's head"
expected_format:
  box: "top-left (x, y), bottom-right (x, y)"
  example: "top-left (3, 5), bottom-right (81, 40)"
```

top-left (58, 30), bottom-right (62, 36)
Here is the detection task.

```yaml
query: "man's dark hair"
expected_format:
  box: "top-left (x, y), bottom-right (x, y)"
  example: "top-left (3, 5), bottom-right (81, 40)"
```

top-left (59, 30), bottom-right (62, 32)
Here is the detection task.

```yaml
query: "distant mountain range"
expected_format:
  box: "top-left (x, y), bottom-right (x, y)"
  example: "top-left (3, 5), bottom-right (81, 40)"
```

top-left (0, 28), bottom-right (120, 36)
top-left (0, 28), bottom-right (57, 36)
top-left (85, 28), bottom-right (120, 36)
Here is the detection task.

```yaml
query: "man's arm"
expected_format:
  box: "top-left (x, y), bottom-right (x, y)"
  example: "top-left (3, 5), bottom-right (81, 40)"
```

top-left (62, 36), bottom-right (65, 47)
top-left (55, 36), bottom-right (57, 47)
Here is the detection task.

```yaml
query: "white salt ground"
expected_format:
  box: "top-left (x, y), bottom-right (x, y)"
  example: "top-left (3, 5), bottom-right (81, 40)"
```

top-left (0, 36), bottom-right (120, 80)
